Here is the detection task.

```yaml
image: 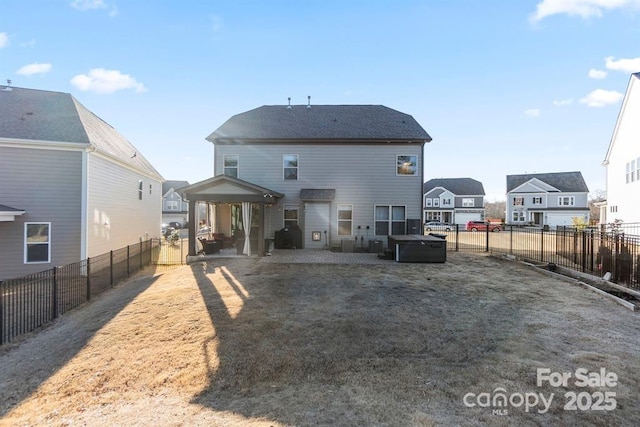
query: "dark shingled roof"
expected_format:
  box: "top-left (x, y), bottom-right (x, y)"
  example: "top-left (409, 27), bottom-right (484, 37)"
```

top-left (506, 171), bottom-right (589, 193)
top-left (0, 204), bottom-right (24, 212)
top-left (206, 105), bottom-right (431, 143)
top-left (163, 180), bottom-right (190, 195)
top-left (300, 189), bottom-right (336, 201)
top-left (423, 178), bottom-right (485, 196)
top-left (0, 85), bottom-right (162, 180)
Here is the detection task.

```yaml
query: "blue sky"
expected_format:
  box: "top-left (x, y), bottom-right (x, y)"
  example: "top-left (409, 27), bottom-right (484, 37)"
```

top-left (2, 0), bottom-right (639, 201)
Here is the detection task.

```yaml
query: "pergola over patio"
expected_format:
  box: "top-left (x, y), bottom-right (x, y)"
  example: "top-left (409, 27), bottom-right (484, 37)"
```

top-left (179, 175), bottom-right (283, 257)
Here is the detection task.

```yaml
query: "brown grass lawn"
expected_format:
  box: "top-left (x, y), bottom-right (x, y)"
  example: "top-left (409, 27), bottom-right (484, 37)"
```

top-left (1, 252), bottom-right (639, 426)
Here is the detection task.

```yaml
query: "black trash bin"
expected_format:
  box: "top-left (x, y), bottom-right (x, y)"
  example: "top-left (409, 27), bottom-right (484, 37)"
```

top-left (274, 225), bottom-right (302, 249)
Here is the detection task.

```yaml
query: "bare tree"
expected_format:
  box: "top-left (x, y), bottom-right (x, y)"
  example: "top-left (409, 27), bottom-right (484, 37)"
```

top-left (484, 200), bottom-right (506, 222)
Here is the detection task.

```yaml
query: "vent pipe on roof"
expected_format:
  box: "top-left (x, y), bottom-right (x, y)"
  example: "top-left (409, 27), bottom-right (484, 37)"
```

top-left (307, 95), bottom-right (311, 108)
top-left (287, 97), bottom-right (292, 109)
top-left (2, 79), bottom-right (12, 91)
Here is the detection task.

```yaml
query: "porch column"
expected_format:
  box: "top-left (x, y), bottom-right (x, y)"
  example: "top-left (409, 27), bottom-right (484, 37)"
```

top-left (188, 199), bottom-right (197, 256)
top-left (258, 203), bottom-right (265, 256)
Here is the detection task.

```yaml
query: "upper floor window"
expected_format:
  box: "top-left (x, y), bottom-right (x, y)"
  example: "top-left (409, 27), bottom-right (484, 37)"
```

top-left (462, 198), bottom-right (474, 207)
top-left (224, 154), bottom-right (239, 178)
top-left (442, 198), bottom-right (452, 206)
top-left (425, 198), bottom-right (433, 207)
top-left (559, 196), bottom-right (575, 206)
top-left (433, 198), bottom-right (440, 207)
top-left (149, 184), bottom-right (153, 195)
top-left (338, 205), bottom-right (353, 236)
top-left (626, 157), bottom-right (640, 183)
top-left (25, 223), bottom-right (51, 263)
top-left (396, 155), bottom-right (417, 176)
top-left (138, 180), bottom-right (143, 200)
top-left (513, 197), bottom-right (524, 206)
top-left (166, 201), bottom-right (179, 211)
top-left (532, 196), bottom-right (542, 204)
top-left (283, 154), bottom-right (298, 180)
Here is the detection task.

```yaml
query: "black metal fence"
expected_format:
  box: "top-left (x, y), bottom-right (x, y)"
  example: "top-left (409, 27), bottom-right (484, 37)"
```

top-left (0, 237), bottom-right (189, 346)
top-left (443, 225), bottom-right (640, 290)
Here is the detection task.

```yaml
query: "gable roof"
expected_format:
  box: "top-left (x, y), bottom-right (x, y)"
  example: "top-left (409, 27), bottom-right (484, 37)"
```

top-left (423, 178), bottom-right (485, 196)
top-left (207, 105), bottom-right (431, 144)
top-left (162, 180), bottom-right (190, 195)
top-left (506, 171), bottom-right (589, 193)
top-left (179, 174), bottom-right (284, 203)
top-left (0, 85), bottom-right (163, 180)
top-left (603, 73), bottom-right (640, 165)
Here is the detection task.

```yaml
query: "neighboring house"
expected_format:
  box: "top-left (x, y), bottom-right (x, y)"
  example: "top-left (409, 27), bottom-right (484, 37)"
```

top-left (601, 72), bottom-right (640, 225)
top-left (422, 178), bottom-right (486, 225)
top-left (162, 180), bottom-right (190, 227)
top-left (0, 85), bottom-right (163, 280)
top-left (180, 103), bottom-right (431, 256)
top-left (505, 171), bottom-right (590, 228)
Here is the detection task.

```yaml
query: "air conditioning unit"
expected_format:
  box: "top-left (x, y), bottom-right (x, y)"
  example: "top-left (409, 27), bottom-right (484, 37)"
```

top-left (341, 238), bottom-right (354, 253)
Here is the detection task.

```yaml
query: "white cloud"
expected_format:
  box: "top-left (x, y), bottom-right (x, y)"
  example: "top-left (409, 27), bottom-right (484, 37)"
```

top-left (579, 89), bottom-right (624, 107)
top-left (16, 63), bottom-right (52, 76)
top-left (525, 108), bottom-right (541, 118)
top-left (588, 69), bottom-right (607, 79)
top-left (0, 32), bottom-right (8, 48)
top-left (553, 98), bottom-right (573, 106)
top-left (605, 56), bottom-right (640, 73)
top-left (70, 68), bottom-right (147, 94)
top-left (531, 0), bottom-right (640, 22)
top-left (70, 0), bottom-right (106, 10)
top-left (71, 0), bottom-right (117, 16)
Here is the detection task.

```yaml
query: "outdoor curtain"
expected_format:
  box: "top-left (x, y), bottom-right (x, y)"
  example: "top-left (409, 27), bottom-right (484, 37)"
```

top-left (242, 202), bottom-right (252, 255)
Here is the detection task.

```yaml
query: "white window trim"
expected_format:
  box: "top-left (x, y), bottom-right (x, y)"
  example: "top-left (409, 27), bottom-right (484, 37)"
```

top-left (283, 204), bottom-right (299, 227)
top-left (425, 198), bottom-right (432, 207)
top-left (224, 154), bottom-right (239, 178)
top-left (374, 204), bottom-right (407, 236)
top-left (138, 180), bottom-right (143, 200)
top-left (462, 198), bottom-right (474, 207)
top-left (24, 222), bottom-right (51, 264)
top-left (558, 196), bottom-right (575, 206)
top-left (283, 154), bottom-right (299, 180)
top-left (337, 204), bottom-right (353, 236)
top-left (396, 155), bottom-right (418, 176)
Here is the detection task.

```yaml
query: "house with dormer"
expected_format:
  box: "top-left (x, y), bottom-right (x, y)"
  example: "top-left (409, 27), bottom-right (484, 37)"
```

top-left (180, 103), bottom-right (431, 256)
top-left (601, 73), bottom-right (640, 225)
top-left (422, 178), bottom-right (486, 225)
top-left (0, 85), bottom-right (163, 280)
top-left (506, 171), bottom-right (589, 228)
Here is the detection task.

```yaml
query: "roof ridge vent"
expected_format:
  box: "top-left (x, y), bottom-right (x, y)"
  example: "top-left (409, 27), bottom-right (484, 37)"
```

top-left (287, 97), bottom-right (292, 109)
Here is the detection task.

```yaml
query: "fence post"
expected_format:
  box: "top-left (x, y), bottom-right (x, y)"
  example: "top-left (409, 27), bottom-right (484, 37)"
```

top-left (485, 225), bottom-right (489, 252)
top-left (127, 245), bottom-right (130, 277)
top-left (581, 231), bottom-right (587, 272)
top-left (140, 239), bottom-right (143, 270)
top-left (110, 250), bottom-right (114, 287)
top-left (0, 280), bottom-right (4, 346)
top-left (540, 227), bottom-right (544, 263)
top-left (87, 257), bottom-right (91, 302)
top-left (52, 267), bottom-right (59, 319)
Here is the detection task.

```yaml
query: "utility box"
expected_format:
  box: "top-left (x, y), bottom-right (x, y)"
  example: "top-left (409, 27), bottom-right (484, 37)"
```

top-left (369, 239), bottom-right (383, 254)
top-left (388, 234), bottom-right (446, 263)
top-left (341, 238), bottom-right (355, 253)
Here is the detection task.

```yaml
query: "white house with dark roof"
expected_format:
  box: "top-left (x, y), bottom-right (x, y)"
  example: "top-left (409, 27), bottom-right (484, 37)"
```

top-left (0, 85), bottom-right (163, 280)
top-left (506, 171), bottom-right (590, 228)
top-left (180, 103), bottom-right (431, 256)
top-left (423, 178), bottom-right (486, 225)
top-left (162, 180), bottom-right (190, 227)
top-left (601, 73), bottom-right (640, 225)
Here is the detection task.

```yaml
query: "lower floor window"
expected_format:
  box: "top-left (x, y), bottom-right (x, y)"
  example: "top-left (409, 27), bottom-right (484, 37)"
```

top-left (375, 205), bottom-right (406, 235)
top-left (284, 205), bottom-right (299, 229)
top-left (25, 222), bottom-right (51, 263)
top-left (338, 204), bottom-right (353, 235)
top-left (512, 211), bottom-right (525, 222)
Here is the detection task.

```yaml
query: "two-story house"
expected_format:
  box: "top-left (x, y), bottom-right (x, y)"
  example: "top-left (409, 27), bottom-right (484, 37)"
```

top-left (0, 85), bottom-right (163, 280)
top-left (423, 178), bottom-right (486, 225)
top-left (180, 103), bottom-right (431, 256)
top-left (601, 73), bottom-right (640, 225)
top-left (162, 180), bottom-right (190, 228)
top-left (506, 171), bottom-right (590, 228)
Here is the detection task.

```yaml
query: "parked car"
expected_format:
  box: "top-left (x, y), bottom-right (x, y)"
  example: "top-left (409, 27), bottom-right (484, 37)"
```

top-left (169, 221), bottom-right (182, 229)
top-left (424, 221), bottom-right (453, 231)
top-left (466, 221), bottom-right (501, 232)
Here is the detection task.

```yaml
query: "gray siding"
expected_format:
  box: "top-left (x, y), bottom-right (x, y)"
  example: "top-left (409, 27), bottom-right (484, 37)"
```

top-left (0, 147), bottom-right (82, 280)
top-left (87, 154), bottom-right (162, 257)
top-left (214, 143), bottom-right (423, 246)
